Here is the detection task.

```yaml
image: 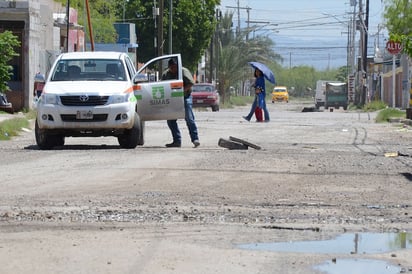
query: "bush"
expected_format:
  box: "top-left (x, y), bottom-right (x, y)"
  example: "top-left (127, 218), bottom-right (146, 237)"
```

top-left (0, 31), bottom-right (20, 93)
top-left (363, 100), bottom-right (387, 112)
top-left (230, 96), bottom-right (254, 106)
top-left (0, 117), bottom-right (29, 140)
top-left (0, 109), bottom-right (35, 140)
top-left (375, 108), bottom-right (405, 123)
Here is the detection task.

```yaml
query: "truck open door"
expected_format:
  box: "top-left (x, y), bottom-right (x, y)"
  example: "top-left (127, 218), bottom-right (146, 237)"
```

top-left (132, 54), bottom-right (185, 121)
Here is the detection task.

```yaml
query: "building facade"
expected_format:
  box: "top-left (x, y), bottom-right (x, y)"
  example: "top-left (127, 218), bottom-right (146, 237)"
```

top-left (0, 0), bottom-right (83, 111)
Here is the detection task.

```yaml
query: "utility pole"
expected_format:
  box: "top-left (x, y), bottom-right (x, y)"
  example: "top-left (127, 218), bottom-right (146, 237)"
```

top-left (210, 9), bottom-right (221, 83)
top-left (225, 2), bottom-right (251, 38)
top-left (158, 0), bottom-right (164, 57)
top-left (348, 0), bottom-right (357, 103)
top-left (168, 0), bottom-right (172, 54)
top-left (153, 0), bottom-right (158, 57)
top-left (350, 0), bottom-right (357, 74)
top-left (237, 0), bottom-right (240, 36)
top-left (85, 0), bottom-right (94, 51)
top-left (361, 0), bottom-right (369, 105)
top-left (66, 0), bottom-right (69, 52)
top-left (357, 0), bottom-right (365, 106)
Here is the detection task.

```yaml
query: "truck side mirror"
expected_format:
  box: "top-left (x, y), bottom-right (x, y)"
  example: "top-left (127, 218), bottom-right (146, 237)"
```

top-left (133, 74), bottom-right (149, 84)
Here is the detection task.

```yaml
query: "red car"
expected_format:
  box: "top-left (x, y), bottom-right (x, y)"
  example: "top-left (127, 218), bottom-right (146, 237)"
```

top-left (191, 83), bottom-right (220, 112)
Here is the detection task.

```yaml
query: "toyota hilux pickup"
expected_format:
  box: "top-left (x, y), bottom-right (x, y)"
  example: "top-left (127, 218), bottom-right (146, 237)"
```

top-left (35, 52), bottom-right (185, 149)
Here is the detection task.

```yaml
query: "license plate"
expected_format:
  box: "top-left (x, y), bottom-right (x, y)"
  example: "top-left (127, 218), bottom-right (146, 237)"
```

top-left (76, 110), bottom-right (93, 119)
top-left (196, 99), bottom-right (203, 103)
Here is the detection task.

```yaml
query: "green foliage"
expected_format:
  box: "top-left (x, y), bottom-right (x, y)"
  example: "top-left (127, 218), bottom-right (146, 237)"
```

top-left (276, 65), bottom-right (317, 97)
top-left (227, 95), bottom-right (254, 107)
top-left (171, 0), bottom-right (219, 69)
top-left (0, 31), bottom-right (20, 92)
top-left (375, 108), bottom-right (405, 123)
top-left (384, 0), bottom-right (412, 57)
top-left (0, 117), bottom-right (29, 140)
top-left (275, 65), bottom-right (343, 97)
top-left (56, 0), bottom-right (118, 43)
top-left (363, 100), bottom-right (387, 112)
top-left (217, 12), bottom-right (282, 103)
top-left (120, 0), bottom-right (219, 69)
top-left (335, 66), bottom-right (348, 82)
top-left (55, 0), bottom-right (219, 69)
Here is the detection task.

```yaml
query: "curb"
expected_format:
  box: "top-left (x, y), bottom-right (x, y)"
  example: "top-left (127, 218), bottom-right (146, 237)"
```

top-left (388, 118), bottom-right (412, 126)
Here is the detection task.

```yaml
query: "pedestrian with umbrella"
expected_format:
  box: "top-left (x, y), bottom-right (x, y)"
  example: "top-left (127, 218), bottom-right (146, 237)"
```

top-left (242, 62), bottom-right (275, 122)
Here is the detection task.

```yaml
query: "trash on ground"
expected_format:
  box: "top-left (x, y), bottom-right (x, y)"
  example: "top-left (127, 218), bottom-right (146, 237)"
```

top-left (218, 136), bottom-right (262, 150)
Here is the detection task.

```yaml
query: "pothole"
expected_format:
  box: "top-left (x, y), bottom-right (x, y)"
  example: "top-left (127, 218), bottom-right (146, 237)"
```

top-left (237, 232), bottom-right (411, 274)
top-left (237, 232), bottom-right (412, 254)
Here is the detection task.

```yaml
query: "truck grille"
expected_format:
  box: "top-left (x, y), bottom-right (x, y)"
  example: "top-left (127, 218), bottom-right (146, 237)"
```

top-left (60, 96), bottom-right (109, 106)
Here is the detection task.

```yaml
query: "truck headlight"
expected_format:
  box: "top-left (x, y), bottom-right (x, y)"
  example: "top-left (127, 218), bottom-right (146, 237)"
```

top-left (111, 94), bottom-right (129, 104)
top-left (43, 94), bottom-right (58, 105)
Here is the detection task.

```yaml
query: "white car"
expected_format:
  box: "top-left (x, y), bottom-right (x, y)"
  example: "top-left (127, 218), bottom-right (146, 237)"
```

top-left (35, 52), bottom-right (185, 149)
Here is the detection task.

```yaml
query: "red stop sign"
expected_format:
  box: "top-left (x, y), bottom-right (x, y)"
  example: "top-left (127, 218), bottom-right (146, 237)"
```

top-left (386, 40), bottom-right (402, 54)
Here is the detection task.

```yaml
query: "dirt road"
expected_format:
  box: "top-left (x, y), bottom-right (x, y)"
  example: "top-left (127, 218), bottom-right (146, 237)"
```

top-left (0, 101), bottom-right (411, 273)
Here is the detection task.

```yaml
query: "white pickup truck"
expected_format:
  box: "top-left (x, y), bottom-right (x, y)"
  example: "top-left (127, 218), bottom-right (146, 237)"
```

top-left (35, 52), bottom-right (185, 149)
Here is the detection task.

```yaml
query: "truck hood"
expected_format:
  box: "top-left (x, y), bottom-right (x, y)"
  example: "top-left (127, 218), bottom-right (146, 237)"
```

top-left (43, 81), bottom-right (132, 95)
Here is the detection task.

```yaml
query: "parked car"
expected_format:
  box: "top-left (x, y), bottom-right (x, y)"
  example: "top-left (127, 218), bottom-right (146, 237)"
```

top-left (35, 51), bottom-right (186, 149)
top-left (272, 86), bottom-right (289, 103)
top-left (0, 92), bottom-right (13, 114)
top-left (191, 83), bottom-right (220, 111)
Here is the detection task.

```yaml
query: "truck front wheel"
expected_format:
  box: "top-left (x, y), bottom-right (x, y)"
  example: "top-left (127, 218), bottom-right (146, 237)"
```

top-left (35, 119), bottom-right (64, 150)
top-left (118, 113), bottom-right (140, 149)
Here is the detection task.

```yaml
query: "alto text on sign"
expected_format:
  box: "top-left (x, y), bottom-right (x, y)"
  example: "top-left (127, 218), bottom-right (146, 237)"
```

top-left (386, 40), bottom-right (402, 55)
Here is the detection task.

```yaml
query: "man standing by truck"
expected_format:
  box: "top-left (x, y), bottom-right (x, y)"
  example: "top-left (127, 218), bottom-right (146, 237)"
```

top-left (162, 58), bottom-right (200, 148)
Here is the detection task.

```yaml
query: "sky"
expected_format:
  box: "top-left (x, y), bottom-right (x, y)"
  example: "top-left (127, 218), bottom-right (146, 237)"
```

top-left (218, 0), bottom-right (387, 70)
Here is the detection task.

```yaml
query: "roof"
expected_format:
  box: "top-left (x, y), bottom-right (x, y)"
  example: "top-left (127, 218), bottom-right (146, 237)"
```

top-left (326, 82), bottom-right (346, 86)
top-left (58, 51), bottom-right (126, 60)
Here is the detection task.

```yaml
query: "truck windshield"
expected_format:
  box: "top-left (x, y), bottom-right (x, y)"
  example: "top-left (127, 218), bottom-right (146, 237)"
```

top-left (50, 59), bottom-right (126, 82)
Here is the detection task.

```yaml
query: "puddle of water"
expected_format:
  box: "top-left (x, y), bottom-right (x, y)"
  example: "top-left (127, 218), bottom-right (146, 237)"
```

top-left (314, 258), bottom-right (401, 274)
top-left (237, 232), bottom-right (412, 254)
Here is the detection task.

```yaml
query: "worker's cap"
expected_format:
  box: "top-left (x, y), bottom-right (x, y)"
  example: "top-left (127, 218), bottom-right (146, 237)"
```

top-left (168, 58), bottom-right (177, 66)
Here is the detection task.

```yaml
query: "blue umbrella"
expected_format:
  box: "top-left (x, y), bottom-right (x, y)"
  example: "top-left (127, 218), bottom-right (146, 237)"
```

top-left (248, 61), bottom-right (276, 84)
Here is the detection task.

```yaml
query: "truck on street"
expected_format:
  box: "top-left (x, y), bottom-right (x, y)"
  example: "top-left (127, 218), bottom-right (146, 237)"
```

top-left (315, 80), bottom-right (347, 110)
top-left (325, 82), bottom-right (348, 110)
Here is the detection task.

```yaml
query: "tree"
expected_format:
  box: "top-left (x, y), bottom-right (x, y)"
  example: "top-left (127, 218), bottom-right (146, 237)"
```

top-left (0, 31), bottom-right (20, 93)
top-left (56, 0), bottom-right (118, 43)
top-left (58, 0), bottom-right (220, 70)
top-left (384, 0), bottom-right (412, 57)
top-left (122, 0), bottom-right (219, 70)
top-left (216, 12), bottom-right (282, 103)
